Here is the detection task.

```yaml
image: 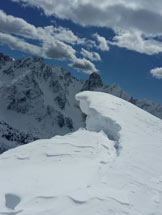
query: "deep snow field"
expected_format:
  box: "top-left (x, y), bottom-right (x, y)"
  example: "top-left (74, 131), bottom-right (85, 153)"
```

top-left (0, 91), bottom-right (162, 215)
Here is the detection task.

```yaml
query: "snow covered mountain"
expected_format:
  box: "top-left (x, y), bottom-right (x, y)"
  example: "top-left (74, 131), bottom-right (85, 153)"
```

top-left (0, 91), bottom-right (162, 215)
top-left (0, 54), bottom-right (84, 152)
top-left (0, 52), bottom-right (162, 152)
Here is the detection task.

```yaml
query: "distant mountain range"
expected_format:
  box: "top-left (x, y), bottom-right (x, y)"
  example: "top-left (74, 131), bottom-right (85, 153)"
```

top-left (0, 52), bottom-right (162, 153)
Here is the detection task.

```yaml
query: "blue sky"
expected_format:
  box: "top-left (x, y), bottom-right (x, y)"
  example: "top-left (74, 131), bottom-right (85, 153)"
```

top-left (0, 0), bottom-right (162, 104)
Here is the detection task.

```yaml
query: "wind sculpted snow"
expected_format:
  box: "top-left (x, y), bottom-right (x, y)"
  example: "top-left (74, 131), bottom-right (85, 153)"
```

top-left (0, 91), bottom-right (162, 214)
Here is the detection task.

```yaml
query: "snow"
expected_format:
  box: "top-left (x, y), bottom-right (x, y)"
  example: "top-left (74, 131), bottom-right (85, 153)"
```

top-left (0, 91), bottom-right (162, 214)
top-left (76, 91), bottom-right (162, 214)
top-left (0, 129), bottom-right (115, 214)
top-left (1, 54), bottom-right (162, 152)
top-left (0, 57), bottom-right (84, 151)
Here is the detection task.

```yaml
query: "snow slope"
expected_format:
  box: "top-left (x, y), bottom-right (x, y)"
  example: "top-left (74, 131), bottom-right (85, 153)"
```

top-left (0, 91), bottom-right (162, 215)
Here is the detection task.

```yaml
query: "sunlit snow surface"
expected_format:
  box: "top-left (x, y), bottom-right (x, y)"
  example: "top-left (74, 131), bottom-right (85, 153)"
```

top-left (0, 91), bottom-right (162, 215)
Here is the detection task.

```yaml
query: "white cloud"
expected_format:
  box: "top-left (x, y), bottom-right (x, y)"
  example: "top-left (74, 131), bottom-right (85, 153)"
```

top-left (0, 10), bottom-right (84, 45)
top-left (81, 48), bottom-right (101, 61)
top-left (43, 40), bottom-right (76, 60)
top-left (0, 29), bottom-right (77, 61)
top-left (93, 33), bottom-right (109, 51)
top-left (10, 0), bottom-right (162, 35)
top-left (11, 0), bottom-right (162, 55)
top-left (53, 27), bottom-right (85, 45)
top-left (0, 32), bottom-right (41, 56)
top-left (0, 31), bottom-right (98, 73)
top-left (109, 30), bottom-right (162, 55)
top-left (0, 9), bottom-right (40, 40)
top-left (150, 67), bottom-right (162, 79)
top-left (69, 58), bottom-right (98, 74)
top-left (0, 10), bottom-right (99, 73)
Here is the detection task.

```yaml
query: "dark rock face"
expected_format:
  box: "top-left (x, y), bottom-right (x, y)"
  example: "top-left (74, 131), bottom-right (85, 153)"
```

top-left (0, 121), bottom-right (38, 153)
top-left (57, 113), bottom-right (65, 128)
top-left (55, 95), bottom-right (66, 109)
top-left (0, 53), bottom-right (13, 63)
top-left (82, 72), bottom-right (103, 91)
top-left (0, 55), bottom-right (79, 153)
top-left (65, 117), bottom-right (73, 130)
top-left (0, 53), bottom-right (13, 70)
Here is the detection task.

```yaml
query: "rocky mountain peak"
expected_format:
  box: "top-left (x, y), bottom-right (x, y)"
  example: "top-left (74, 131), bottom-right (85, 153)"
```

top-left (15, 56), bottom-right (45, 68)
top-left (0, 53), bottom-right (13, 70)
top-left (0, 53), bottom-right (13, 63)
top-left (89, 72), bottom-right (103, 84)
top-left (23, 56), bottom-right (44, 64)
top-left (82, 72), bottom-right (103, 91)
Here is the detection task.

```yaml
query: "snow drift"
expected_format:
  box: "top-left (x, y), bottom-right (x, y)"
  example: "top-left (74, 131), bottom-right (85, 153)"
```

top-left (0, 91), bottom-right (162, 215)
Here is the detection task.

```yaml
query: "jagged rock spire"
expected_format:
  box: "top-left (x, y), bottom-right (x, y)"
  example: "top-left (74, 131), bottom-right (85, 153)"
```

top-left (82, 72), bottom-right (103, 91)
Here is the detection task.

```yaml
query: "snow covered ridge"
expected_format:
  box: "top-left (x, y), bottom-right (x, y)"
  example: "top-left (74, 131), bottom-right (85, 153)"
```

top-left (0, 52), bottom-right (162, 153)
top-left (0, 91), bottom-right (162, 215)
top-left (76, 91), bottom-right (162, 152)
